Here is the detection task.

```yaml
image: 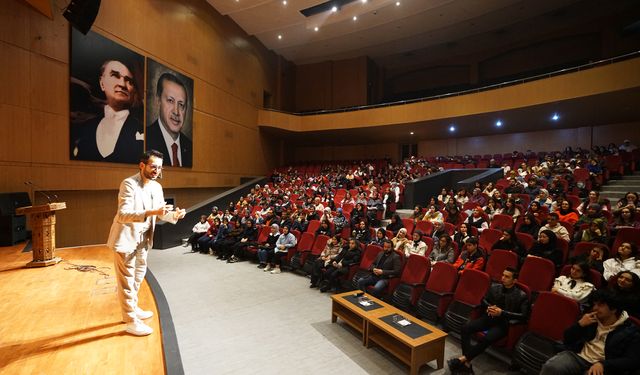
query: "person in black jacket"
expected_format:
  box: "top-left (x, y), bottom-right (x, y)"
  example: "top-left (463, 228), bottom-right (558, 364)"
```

top-left (356, 240), bottom-right (402, 298)
top-left (448, 267), bottom-right (530, 374)
top-left (540, 289), bottom-right (640, 375)
top-left (228, 219), bottom-right (258, 262)
top-left (320, 238), bottom-right (362, 293)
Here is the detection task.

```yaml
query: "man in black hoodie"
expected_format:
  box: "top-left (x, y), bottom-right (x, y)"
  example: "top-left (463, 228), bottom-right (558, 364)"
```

top-left (540, 289), bottom-right (640, 375)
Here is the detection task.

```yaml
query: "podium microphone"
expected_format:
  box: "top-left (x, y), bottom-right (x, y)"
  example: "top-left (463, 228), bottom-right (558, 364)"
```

top-left (24, 181), bottom-right (58, 203)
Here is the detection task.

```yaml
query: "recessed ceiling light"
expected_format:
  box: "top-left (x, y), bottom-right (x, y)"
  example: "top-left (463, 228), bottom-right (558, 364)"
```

top-left (277, 34), bottom-right (282, 40)
top-left (331, 6), bottom-right (338, 12)
top-left (353, 15), bottom-right (358, 21)
top-left (314, 26), bottom-right (319, 32)
top-left (396, 1), bottom-right (401, 6)
top-left (551, 113), bottom-right (560, 121)
top-left (449, 125), bottom-right (456, 132)
top-left (361, 0), bottom-right (367, 3)
top-left (496, 120), bottom-right (502, 127)
top-left (410, 132), bottom-right (414, 135)
top-left (282, 0), bottom-right (287, 4)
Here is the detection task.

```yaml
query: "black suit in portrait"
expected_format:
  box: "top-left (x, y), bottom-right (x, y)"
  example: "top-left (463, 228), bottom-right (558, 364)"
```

top-left (145, 120), bottom-right (192, 168)
top-left (70, 114), bottom-right (144, 164)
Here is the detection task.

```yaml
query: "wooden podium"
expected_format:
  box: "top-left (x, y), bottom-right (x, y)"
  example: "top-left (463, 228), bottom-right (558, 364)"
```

top-left (16, 202), bottom-right (66, 267)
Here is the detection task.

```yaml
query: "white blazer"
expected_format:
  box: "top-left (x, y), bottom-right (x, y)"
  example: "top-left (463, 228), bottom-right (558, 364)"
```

top-left (107, 173), bottom-right (177, 253)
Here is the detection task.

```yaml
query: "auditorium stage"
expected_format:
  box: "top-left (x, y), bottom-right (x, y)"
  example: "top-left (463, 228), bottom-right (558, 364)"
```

top-left (0, 243), bottom-right (164, 375)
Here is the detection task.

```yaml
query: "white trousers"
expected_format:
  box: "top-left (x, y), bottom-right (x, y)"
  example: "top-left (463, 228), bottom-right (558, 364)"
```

top-left (114, 247), bottom-right (148, 323)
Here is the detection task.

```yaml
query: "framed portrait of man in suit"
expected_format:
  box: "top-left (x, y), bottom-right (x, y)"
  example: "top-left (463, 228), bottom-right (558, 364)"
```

top-left (145, 59), bottom-right (194, 168)
top-left (69, 29), bottom-right (145, 164)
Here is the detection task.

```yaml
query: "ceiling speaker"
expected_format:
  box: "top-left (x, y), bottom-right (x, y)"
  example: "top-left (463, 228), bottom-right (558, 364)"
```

top-left (63, 0), bottom-right (101, 35)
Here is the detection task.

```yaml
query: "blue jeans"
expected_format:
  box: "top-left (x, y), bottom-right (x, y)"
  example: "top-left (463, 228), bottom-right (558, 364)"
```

top-left (257, 248), bottom-right (273, 264)
top-left (540, 351), bottom-right (591, 375)
top-left (357, 274), bottom-right (389, 298)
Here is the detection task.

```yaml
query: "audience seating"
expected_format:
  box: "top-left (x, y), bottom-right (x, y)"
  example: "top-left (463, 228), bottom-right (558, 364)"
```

top-left (306, 220), bottom-right (320, 234)
top-left (571, 241), bottom-right (609, 259)
top-left (301, 234), bottom-right (330, 275)
top-left (610, 228), bottom-right (640, 257)
top-left (515, 232), bottom-right (535, 251)
top-left (391, 255), bottom-right (431, 312)
top-left (518, 256), bottom-right (556, 298)
top-left (415, 220), bottom-right (433, 236)
top-left (513, 292), bottom-right (581, 374)
top-left (479, 228), bottom-right (502, 254)
top-left (416, 262), bottom-right (459, 323)
top-left (289, 232), bottom-right (314, 272)
top-left (490, 214), bottom-right (514, 231)
top-left (484, 250), bottom-right (519, 283)
top-left (444, 269), bottom-right (491, 335)
top-left (245, 225), bottom-right (271, 258)
top-left (351, 244), bottom-right (383, 289)
top-left (401, 218), bottom-right (415, 235)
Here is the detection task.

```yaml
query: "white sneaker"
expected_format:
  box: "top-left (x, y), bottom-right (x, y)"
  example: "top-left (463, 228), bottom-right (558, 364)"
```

top-left (270, 268), bottom-right (281, 274)
top-left (264, 265), bottom-right (272, 272)
top-left (136, 308), bottom-right (154, 320)
top-left (125, 321), bottom-right (153, 336)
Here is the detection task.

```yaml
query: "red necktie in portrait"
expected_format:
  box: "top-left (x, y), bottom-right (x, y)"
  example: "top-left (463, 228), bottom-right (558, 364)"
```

top-left (171, 143), bottom-right (180, 167)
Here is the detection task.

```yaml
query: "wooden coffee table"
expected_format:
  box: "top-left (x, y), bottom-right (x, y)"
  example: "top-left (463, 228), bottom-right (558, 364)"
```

top-left (366, 312), bottom-right (447, 375)
top-left (331, 291), bottom-right (391, 344)
top-left (331, 291), bottom-right (447, 375)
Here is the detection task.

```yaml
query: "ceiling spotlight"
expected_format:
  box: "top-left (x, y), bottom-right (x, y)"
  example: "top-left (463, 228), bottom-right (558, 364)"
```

top-left (277, 34), bottom-right (282, 40)
top-left (551, 113), bottom-right (560, 121)
top-left (353, 15), bottom-right (358, 21)
top-left (396, 1), bottom-right (401, 6)
top-left (331, 6), bottom-right (338, 12)
top-left (449, 125), bottom-right (456, 132)
top-left (361, 0), bottom-right (367, 3)
top-left (282, 0), bottom-right (287, 4)
top-left (314, 26), bottom-right (319, 32)
top-left (496, 120), bottom-right (502, 127)
top-left (410, 131), bottom-right (414, 135)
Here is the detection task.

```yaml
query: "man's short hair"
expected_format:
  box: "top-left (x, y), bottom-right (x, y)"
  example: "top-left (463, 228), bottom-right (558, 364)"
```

top-left (141, 149), bottom-right (163, 163)
top-left (504, 266), bottom-right (518, 279)
top-left (466, 236), bottom-right (479, 245)
top-left (548, 212), bottom-right (559, 220)
top-left (382, 239), bottom-right (392, 247)
top-left (591, 289), bottom-right (623, 316)
top-left (156, 72), bottom-right (188, 105)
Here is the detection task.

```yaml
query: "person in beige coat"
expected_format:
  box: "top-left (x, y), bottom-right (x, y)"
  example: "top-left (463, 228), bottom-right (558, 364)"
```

top-left (107, 149), bottom-right (186, 336)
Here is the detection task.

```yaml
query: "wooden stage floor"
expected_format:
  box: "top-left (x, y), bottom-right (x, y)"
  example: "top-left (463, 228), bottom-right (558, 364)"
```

top-left (0, 243), bottom-right (165, 375)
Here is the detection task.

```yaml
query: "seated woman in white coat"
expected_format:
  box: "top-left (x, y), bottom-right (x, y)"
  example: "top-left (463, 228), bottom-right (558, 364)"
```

top-left (603, 242), bottom-right (640, 281)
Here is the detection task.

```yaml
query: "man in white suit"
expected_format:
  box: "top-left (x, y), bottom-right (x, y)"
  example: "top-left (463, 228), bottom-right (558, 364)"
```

top-left (107, 149), bottom-right (186, 336)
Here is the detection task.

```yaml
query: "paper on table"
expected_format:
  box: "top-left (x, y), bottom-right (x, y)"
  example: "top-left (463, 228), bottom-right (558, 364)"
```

top-left (359, 300), bottom-right (372, 306)
top-left (397, 319), bottom-right (411, 326)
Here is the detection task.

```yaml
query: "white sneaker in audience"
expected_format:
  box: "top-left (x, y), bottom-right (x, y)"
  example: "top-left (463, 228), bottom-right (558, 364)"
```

top-left (264, 265), bottom-right (272, 272)
top-left (125, 321), bottom-right (153, 336)
top-left (270, 268), bottom-right (281, 274)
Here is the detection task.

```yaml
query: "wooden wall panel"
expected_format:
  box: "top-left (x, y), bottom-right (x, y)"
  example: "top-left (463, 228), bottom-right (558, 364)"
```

top-left (29, 52), bottom-right (67, 114)
top-left (0, 104), bottom-right (31, 162)
top-left (0, 43), bottom-right (30, 108)
top-left (0, 1), bottom-right (30, 48)
top-left (295, 62), bottom-right (333, 111)
top-left (30, 111), bottom-right (67, 164)
top-left (331, 57), bottom-right (368, 109)
top-left (28, 3), bottom-right (68, 63)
